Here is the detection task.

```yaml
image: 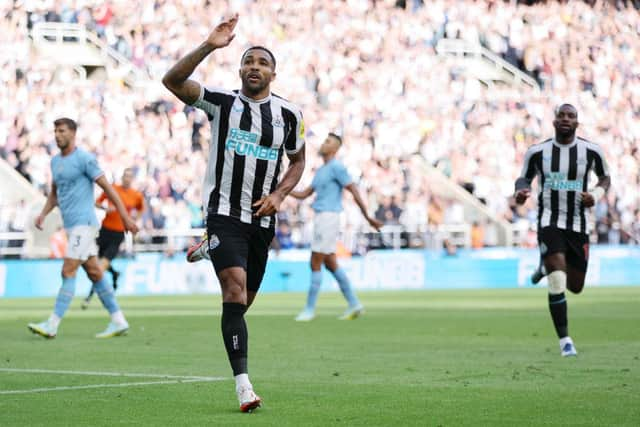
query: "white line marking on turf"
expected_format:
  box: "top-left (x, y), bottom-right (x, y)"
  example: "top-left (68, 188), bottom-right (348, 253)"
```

top-left (0, 379), bottom-right (223, 395)
top-left (0, 368), bottom-right (227, 395)
top-left (0, 368), bottom-right (223, 380)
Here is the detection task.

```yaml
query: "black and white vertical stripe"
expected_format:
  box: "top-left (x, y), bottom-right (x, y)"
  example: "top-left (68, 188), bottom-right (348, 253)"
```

top-left (518, 137), bottom-right (609, 234)
top-left (192, 86), bottom-right (305, 228)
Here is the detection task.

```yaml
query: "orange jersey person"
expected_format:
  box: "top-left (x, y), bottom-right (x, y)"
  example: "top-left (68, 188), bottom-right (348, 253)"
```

top-left (83, 168), bottom-right (144, 309)
top-left (97, 183), bottom-right (145, 232)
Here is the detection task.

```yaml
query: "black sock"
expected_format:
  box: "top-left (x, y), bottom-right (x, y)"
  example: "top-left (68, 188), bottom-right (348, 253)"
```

top-left (107, 266), bottom-right (119, 289)
top-left (221, 302), bottom-right (248, 376)
top-left (548, 293), bottom-right (568, 338)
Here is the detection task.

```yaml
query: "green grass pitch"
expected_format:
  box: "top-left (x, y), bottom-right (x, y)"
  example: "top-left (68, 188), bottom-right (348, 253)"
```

top-left (1, 288), bottom-right (639, 426)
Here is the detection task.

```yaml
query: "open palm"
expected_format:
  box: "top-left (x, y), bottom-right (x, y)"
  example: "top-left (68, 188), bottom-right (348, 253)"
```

top-left (207, 14), bottom-right (239, 48)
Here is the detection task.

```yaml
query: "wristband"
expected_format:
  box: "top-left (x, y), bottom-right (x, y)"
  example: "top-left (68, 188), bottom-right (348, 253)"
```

top-left (589, 186), bottom-right (605, 200)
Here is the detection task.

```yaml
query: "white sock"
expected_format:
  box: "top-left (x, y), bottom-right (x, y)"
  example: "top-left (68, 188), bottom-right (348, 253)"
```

top-left (235, 373), bottom-right (251, 391)
top-left (48, 313), bottom-right (61, 329)
top-left (559, 336), bottom-right (573, 347)
top-left (111, 310), bottom-right (127, 325)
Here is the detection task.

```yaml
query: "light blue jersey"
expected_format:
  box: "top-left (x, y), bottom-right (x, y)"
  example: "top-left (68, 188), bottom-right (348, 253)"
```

top-left (310, 159), bottom-right (352, 213)
top-left (51, 148), bottom-right (104, 228)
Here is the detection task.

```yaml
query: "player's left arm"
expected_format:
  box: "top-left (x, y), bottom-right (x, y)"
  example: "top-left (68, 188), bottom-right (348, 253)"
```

top-left (253, 148), bottom-right (306, 217)
top-left (580, 147), bottom-right (611, 208)
top-left (581, 175), bottom-right (610, 208)
top-left (95, 176), bottom-right (139, 234)
top-left (345, 183), bottom-right (383, 231)
top-left (254, 108), bottom-right (307, 217)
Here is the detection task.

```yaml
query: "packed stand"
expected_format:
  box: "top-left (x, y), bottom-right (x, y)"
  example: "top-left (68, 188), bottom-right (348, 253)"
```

top-left (1, 0), bottom-right (638, 254)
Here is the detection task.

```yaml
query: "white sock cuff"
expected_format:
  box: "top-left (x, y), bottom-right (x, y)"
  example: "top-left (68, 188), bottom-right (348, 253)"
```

top-left (547, 270), bottom-right (567, 295)
top-left (589, 186), bottom-right (605, 201)
top-left (111, 310), bottom-right (127, 325)
top-left (48, 313), bottom-right (61, 328)
top-left (235, 373), bottom-right (251, 390)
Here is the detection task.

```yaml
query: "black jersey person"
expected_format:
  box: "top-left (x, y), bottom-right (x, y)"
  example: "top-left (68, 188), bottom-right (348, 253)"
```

top-left (163, 14), bottom-right (305, 412)
top-left (515, 104), bottom-right (610, 357)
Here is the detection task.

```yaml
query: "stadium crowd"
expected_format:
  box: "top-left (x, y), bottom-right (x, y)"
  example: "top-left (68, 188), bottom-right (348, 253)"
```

top-left (1, 0), bottom-right (639, 254)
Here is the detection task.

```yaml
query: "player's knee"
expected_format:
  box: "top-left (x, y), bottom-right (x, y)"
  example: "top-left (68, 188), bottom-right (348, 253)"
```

top-left (87, 269), bottom-right (103, 283)
top-left (61, 265), bottom-right (77, 279)
top-left (220, 276), bottom-right (246, 303)
top-left (223, 290), bottom-right (246, 304)
top-left (324, 259), bottom-right (336, 271)
top-left (547, 270), bottom-right (567, 295)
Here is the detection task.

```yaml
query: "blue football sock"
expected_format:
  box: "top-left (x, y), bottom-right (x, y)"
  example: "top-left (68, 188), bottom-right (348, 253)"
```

top-left (332, 268), bottom-right (360, 308)
top-left (305, 271), bottom-right (322, 311)
top-left (94, 276), bottom-right (120, 314)
top-left (54, 276), bottom-right (77, 318)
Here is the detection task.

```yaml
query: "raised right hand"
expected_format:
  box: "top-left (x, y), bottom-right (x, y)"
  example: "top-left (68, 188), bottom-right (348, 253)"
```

top-left (206, 13), bottom-right (239, 49)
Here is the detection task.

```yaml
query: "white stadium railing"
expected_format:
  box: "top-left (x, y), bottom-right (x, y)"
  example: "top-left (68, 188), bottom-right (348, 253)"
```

top-left (0, 225), bottom-right (477, 259)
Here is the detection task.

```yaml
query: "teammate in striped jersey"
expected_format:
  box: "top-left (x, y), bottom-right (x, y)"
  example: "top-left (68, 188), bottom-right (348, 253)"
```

top-left (514, 104), bottom-right (610, 357)
top-left (162, 14), bottom-right (305, 412)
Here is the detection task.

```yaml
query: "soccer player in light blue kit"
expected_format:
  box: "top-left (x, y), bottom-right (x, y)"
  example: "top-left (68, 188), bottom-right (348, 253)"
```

top-left (291, 133), bottom-right (383, 321)
top-left (28, 118), bottom-right (139, 339)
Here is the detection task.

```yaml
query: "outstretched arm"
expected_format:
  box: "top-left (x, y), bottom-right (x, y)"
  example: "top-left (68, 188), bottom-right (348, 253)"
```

top-left (35, 183), bottom-right (58, 230)
top-left (289, 186), bottom-right (314, 200)
top-left (345, 183), bottom-right (383, 231)
top-left (254, 149), bottom-right (306, 217)
top-left (162, 14), bottom-right (238, 104)
top-left (95, 176), bottom-right (139, 234)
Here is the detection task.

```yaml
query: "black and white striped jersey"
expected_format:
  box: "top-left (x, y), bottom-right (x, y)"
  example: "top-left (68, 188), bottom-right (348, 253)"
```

top-left (192, 86), bottom-right (305, 229)
top-left (518, 137), bottom-right (609, 234)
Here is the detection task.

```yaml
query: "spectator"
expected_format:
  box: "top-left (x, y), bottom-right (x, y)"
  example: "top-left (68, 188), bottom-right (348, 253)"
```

top-left (1, 0), bottom-right (638, 251)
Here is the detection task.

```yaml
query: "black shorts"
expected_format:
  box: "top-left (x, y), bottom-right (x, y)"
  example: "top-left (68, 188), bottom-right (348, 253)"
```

top-left (206, 214), bottom-right (275, 292)
top-left (97, 227), bottom-right (125, 260)
top-left (538, 226), bottom-right (589, 272)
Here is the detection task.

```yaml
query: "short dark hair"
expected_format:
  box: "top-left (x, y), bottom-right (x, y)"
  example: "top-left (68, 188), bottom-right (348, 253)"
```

top-left (328, 132), bottom-right (343, 145)
top-left (554, 103), bottom-right (577, 116)
top-left (53, 117), bottom-right (77, 132)
top-left (241, 46), bottom-right (276, 70)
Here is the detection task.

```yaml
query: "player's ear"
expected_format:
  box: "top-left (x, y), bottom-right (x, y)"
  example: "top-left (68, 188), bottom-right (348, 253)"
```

top-left (270, 71), bottom-right (276, 82)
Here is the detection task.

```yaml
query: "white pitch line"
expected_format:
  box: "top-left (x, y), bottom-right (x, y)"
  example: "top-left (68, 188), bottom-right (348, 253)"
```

top-left (0, 378), bottom-right (224, 395)
top-left (0, 368), bottom-right (227, 395)
top-left (0, 368), bottom-right (223, 381)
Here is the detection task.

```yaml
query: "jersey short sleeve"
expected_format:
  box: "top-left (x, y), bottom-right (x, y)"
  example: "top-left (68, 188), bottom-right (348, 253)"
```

top-left (191, 86), bottom-right (236, 121)
top-left (83, 151), bottom-right (104, 181)
top-left (283, 107), bottom-right (305, 155)
top-left (589, 144), bottom-right (609, 177)
top-left (333, 161), bottom-right (352, 188)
